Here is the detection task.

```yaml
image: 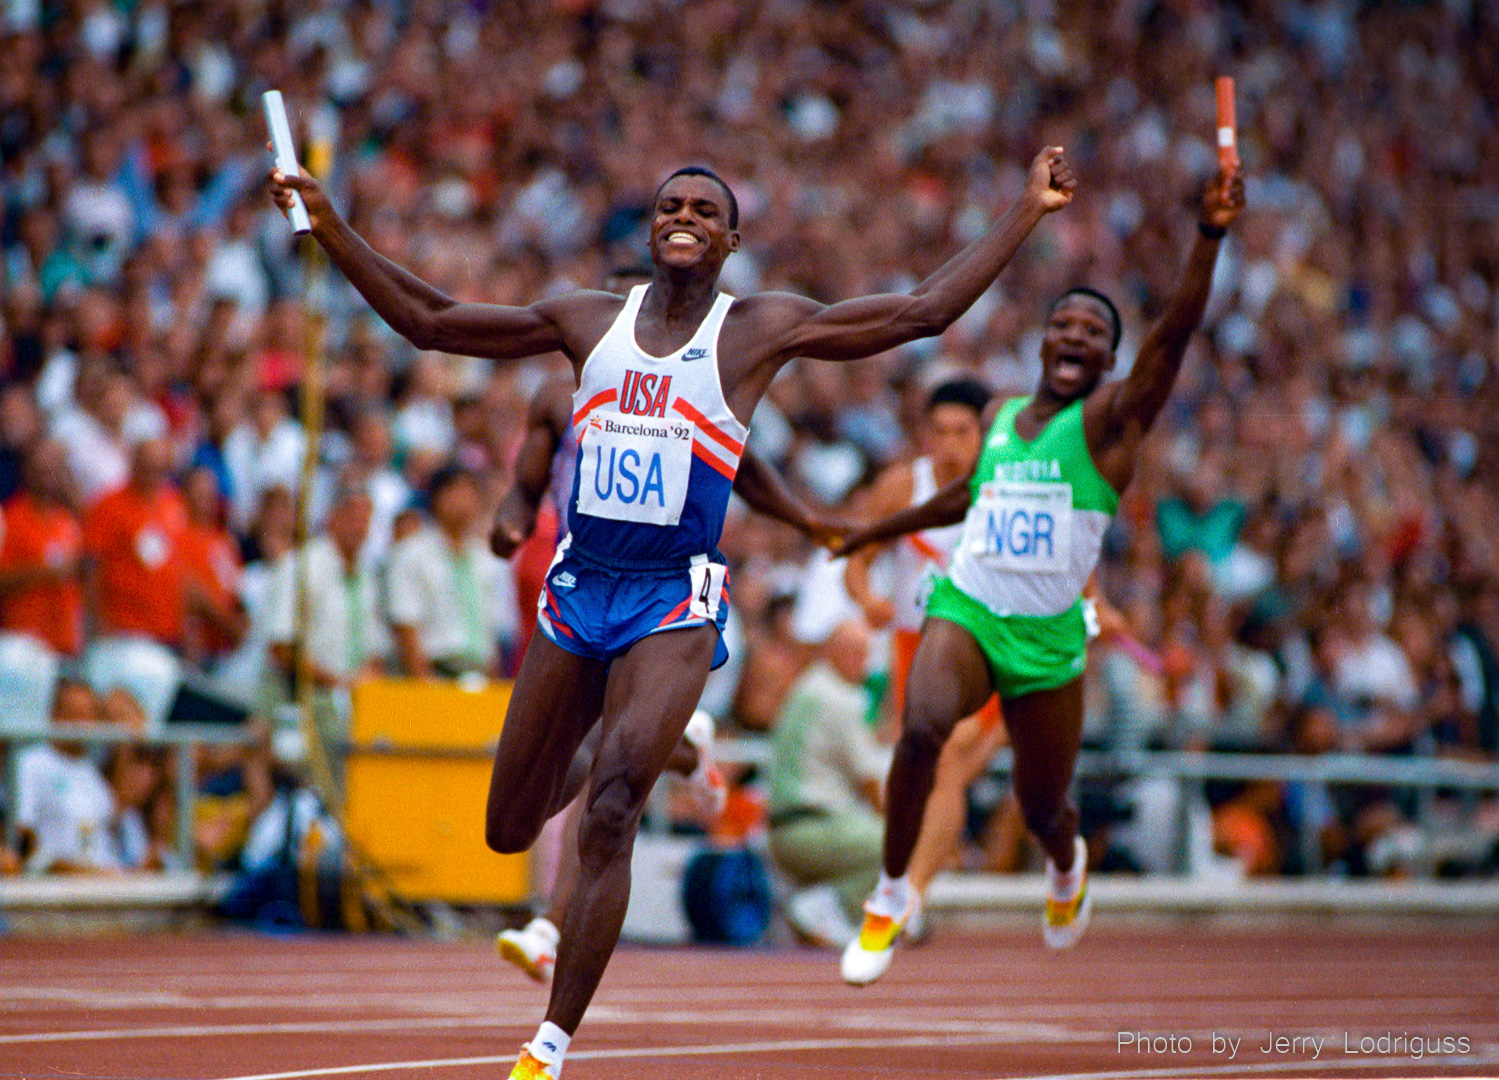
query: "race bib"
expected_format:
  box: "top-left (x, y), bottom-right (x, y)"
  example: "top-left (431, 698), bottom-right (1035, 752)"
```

top-left (963, 481), bottom-right (1073, 573)
top-left (576, 409), bottom-right (693, 526)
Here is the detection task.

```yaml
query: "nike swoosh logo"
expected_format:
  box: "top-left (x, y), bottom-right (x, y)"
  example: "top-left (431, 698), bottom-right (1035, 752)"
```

top-left (682, 348), bottom-right (709, 361)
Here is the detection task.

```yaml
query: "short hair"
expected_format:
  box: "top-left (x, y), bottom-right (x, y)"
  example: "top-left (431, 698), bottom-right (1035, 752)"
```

top-left (426, 462), bottom-right (476, 506)
top-left (926, 376), bottom-right (991, 417)
top-left (1051, 287), bottom-right (1122, 350)
top-left (655, 166), bottom-right (739, 229)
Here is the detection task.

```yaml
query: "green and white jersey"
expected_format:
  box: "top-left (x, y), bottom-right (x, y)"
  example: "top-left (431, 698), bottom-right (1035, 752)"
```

top-left (947, 396), bottom-right (1119, 618)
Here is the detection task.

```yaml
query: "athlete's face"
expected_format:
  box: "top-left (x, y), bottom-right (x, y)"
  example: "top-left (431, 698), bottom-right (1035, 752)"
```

top-left (649, 175), bottom-right (739, 273)
top-left (922, 403), bottom-right (983, 479)
top-left (1039, 296), bottom-right (1115, 401)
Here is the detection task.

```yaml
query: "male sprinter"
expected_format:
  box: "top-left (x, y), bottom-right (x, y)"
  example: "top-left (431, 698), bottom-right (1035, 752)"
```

top-left (843, 376), bottom-right (1006, 930)
top-left (835, 157), bottom-right (1245, 986)
top-left (271, 147), bottom-right (1073, 1078)
top-left (491, 352), bottom-right (842, 983)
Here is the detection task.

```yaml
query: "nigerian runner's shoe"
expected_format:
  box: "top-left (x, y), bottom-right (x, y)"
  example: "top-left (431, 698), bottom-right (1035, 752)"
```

top-left (682, 709), bottom-right (728, 818)
top-left (840, 892), bottom-right (917, 986)
top-left (1042, 835), bottom-right (1092, 950)
top-left (496, 917), bottom-right (559, 983)
top-left (507, 1045), bottom-right (560, 1079)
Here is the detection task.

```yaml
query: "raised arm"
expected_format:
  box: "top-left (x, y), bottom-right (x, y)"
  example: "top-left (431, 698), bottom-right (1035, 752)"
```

top-left (1089, 162), bottom-right (1245, 480)
top-left (831, 473), bottom-right (974, 559)
top-left (270, 169), bottom-right (597, 362)
top-left (763, 148), bottom-right (1074, 365)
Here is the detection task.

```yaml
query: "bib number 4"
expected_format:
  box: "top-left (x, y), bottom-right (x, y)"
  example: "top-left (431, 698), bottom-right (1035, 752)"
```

top-left (688, 561), bottom-right (727, 621)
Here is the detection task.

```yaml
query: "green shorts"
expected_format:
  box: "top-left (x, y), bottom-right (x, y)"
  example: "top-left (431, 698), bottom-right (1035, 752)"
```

top-left (924, 576), bottom-right (1087, 700)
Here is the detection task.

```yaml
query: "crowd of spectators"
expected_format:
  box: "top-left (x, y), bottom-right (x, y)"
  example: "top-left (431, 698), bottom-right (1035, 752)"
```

top-left (1, 0), bottom-right (1497, 880)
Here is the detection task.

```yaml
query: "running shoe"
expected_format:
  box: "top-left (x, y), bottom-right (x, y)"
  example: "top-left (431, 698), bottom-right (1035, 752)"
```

top-left (507, 1045), bottom-right (560, 1079)
top-left (840, 893), bottom-right (918, 986)
top-left (682, 709), bottom-right (727, 818)
top-left (785, 885), bottom-right (856, 948)
top-left (1042, 835), bottom-right (1092, 949)
top-left (496, 917), bottom-right (559, 983)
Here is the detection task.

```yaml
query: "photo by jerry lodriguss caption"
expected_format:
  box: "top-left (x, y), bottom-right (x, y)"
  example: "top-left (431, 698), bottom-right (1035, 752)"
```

top-left (1119, 1030), bottom-right (1473, 1060)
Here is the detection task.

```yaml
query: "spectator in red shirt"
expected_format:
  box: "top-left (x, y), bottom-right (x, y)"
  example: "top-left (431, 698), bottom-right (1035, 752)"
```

top-left (83, 437), bottom-right (189, 646)
top-left (179, 464), bottom-right (247, 669)
top-left (0, 438), bottom-right (83, 656)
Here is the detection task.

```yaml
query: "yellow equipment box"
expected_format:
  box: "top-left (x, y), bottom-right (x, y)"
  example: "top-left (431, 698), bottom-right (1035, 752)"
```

top-left (344, 678), bottom-right (529, 903)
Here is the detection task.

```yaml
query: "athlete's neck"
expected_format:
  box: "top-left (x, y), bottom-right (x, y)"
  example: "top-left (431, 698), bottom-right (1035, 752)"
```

top-left (642, 268), bottom-right (719, 327)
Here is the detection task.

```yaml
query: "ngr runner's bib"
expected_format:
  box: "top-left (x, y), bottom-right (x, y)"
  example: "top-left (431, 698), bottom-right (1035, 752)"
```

top-left (962, 480), bottom-right (1073, 574)
top-left (576, 409), bottom-right (694, 526)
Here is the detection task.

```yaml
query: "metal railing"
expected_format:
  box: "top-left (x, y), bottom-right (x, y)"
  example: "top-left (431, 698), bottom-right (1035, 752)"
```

top-left (1, 723), bottom-right (260, 868)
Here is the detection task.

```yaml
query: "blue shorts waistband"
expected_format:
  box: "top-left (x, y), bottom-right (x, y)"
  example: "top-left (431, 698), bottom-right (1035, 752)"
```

top-left (564, 543), bottom-right (720, 574)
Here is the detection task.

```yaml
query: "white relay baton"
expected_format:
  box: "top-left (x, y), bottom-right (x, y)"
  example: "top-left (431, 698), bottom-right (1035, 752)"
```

top-left (262, 90), bottom-right (311, 235)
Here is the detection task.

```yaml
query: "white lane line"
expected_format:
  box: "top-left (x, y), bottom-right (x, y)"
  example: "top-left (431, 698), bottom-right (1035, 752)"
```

top-left (1000, 1051), bottom-right (1499, 1080)
top-left (0, 1016), bottom-right (498, 1045)
top-left (0, 1012), bottom-right (1105, 1046)
top-left (211, 1033), bottom-right (1104, 1080)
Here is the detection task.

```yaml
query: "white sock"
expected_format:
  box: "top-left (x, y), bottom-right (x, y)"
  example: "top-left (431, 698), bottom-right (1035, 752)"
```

top-left (867, 870), bottom-right (913, 920)
top-left (1048, 840), bottom-right (1083, 900)
top-left (530, 1022), bottom-right (570, 1066)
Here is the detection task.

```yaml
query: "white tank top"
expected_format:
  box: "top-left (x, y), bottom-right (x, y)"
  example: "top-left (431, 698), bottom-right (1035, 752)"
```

top-left (890, 456), bottom-right (965, 631)
top-left (567, 284), bottom-right (746, 565)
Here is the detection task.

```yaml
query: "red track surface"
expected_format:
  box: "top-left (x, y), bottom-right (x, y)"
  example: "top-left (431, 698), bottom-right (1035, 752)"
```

top-left (2, 923), bottom-right (1497, 1079)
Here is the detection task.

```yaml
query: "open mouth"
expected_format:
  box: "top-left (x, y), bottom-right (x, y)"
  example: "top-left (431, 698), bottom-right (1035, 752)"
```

top-left (664, 230), bottom-right (699, 247)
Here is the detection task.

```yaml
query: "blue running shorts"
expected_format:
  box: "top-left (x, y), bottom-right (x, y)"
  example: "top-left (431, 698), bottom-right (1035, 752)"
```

top-left (536, 538), bottom-right (731, 669)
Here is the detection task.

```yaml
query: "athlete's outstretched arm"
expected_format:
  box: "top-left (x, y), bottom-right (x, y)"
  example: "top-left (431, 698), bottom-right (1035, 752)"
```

top-left (764, 148), bottom-right (1074, 364)
top-left (270, 169), bottom-right (587, 361)
top-left (732, 450), bottom-right (842, 546)
top-left (1103, 163), bottom-right (1245, 434)
top-left (831, 474), bottom-right (973, 558)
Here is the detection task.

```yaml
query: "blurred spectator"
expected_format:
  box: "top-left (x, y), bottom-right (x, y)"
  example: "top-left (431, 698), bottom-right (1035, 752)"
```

top-left (82, 437), bottom-right (187, 646)
top-left (80, 437), bottom-right (188, 727)
top-left (12, 678), bottom-right (121, 874)
top-left (0, 437), bottom-right (84, 657)
top-left (264, 479), bottom-right (389, 796)
top-left (178, 463), bottom-right (248, 673)
top-left (223, 388), bottom-right (306, 535)
top-left (767, 618), bottom-right (889, 948)
top-left (386, 463), bottom-right (515, 679)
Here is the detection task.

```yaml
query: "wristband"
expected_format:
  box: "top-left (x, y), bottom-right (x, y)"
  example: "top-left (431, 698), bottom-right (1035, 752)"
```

top-left (1198, 221), bottom-right (1227, 240)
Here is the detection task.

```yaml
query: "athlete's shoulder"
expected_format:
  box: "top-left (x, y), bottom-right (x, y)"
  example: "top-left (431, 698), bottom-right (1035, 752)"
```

top-left (723, 290), bottom-right (822, 327)
top-left (534, 288), bottom-right (628, 329)
top-left (981, 392), bottom-right (1024, 428)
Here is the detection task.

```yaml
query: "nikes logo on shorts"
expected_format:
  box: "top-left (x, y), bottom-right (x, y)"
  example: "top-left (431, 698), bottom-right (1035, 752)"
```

top-left (551, 571), bottom-right (577, 589)
top-left (682, 347), bottom-right (709, 361)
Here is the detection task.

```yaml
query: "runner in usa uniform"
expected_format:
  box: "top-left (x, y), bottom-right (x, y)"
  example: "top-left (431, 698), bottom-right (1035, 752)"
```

top-left (842, 377), bottom-right (1005, 931)
top-left (271, 148), bottom-right (1074, 1079)
top-left (490, 345), bottom-right (843, 986)
top-left (834, 156), bottom-right (1245, 987)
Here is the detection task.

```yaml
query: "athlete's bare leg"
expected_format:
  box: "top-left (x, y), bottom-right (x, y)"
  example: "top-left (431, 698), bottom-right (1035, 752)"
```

top-left (546, 624), bottom-right (717, 1035)
top-left (906, 712), bottom-right (1008, 895)
top-left (999, 678), bottom-right (1084, 871)
top-left (882, 618), bottom-right (995, 878)
top-left (485, 635), bottom-right (610, 855)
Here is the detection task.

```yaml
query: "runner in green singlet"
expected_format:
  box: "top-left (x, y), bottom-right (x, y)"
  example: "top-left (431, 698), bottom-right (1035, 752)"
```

top-left (834, 156), bottom-right (1246, 986)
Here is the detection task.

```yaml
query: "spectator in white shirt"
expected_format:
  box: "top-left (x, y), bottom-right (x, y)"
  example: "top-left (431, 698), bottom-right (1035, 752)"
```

top-left (223, 388), bottom-right (306, 533)
top-left (264, 480), bottom-right (388, 798)
top-left (387, 464), bottom-right (516, 679)
top-left (13, 678), bottom-right (123, 873)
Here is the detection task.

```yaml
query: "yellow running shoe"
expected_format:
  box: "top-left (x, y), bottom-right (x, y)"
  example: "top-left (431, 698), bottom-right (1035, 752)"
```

top-left (507, 1045), bottom-right (560, 1079)
top-left (1042, 835), bottom-right (1092, 949)
top-left (840, 894), bottom-right (916, 986)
